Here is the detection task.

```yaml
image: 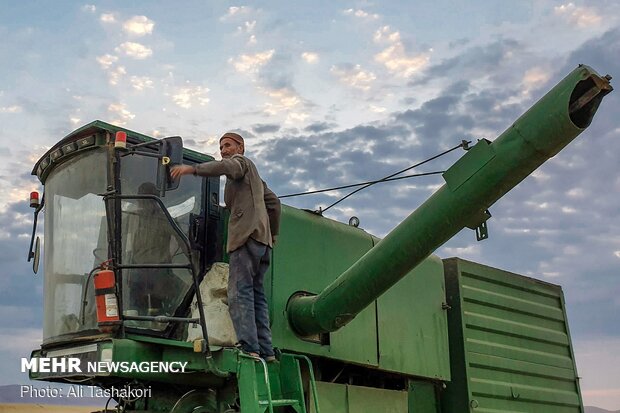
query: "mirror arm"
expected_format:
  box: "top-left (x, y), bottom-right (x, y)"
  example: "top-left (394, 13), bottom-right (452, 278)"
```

top-left (27, 194), bottom-right (45, 262)
top-left (119, 149), bottom-right (166, 160)
top-left (128, 140), bottom-right (162, 150)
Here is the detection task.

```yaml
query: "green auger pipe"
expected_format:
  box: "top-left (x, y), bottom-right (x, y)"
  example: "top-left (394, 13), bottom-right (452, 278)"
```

top-left (288, 64), bottom-right (613, 337)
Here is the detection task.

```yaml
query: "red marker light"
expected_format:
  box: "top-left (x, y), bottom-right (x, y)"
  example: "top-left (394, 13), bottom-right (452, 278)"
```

top-left (30, 191), bottom-right (40, 208)
top-left (115, 131), bottom-right (127, 149)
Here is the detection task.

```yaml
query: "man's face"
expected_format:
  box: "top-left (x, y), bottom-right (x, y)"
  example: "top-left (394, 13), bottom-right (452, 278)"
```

top-left (220, 138), bottom-right (244, 159)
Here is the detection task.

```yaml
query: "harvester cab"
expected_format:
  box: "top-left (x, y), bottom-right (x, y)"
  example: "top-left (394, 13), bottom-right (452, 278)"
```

top-left (24, 65), bottom-right (613, 413)
top-left (28, 125), bottom-right (221, 345)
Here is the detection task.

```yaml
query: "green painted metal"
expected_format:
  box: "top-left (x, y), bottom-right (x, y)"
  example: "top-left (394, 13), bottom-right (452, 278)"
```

top-left (293, 354), bottom-right (322, 413)
top-left (56, 120), bottom-right (215, 164)
top-left (408, 380), bottom-right (439, 413)
top-left (310, 382), bottom-right (346, 413)
top-left (29, 337), bottom-right (236, 387)
top-left (238, 356), bottom-right (264, 413)
top-left (442, 258), bottom-right (584, 413)
top-left (377, 254), bottom-right (450, 379)
top-left (31, 119), bottom-right (214, 184)
top-left (348, 385), bottom-right (407, 412)
top-left (269, 206), bottom-right (450, 380)
top-left (271, 355), bottom-right (305, 412)
top-left (310, 382), bottom-right (407, 413)
top-left (288, 65), bottom-right (611, 337)
top-left (270, 206), bottom-right (379, 367)
top-left (237, 352), bottom-right (313, 413)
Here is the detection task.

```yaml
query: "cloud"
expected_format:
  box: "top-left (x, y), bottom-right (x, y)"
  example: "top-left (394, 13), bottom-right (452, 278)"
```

top-left (304, 122), bottom-right (337, 133)
top-left (220, 6), bottom-right (252, 21)
top-left (343, 8), bottom-right (379, 20)
top-left (554, 3), bottom-right (602, 28)
top-left (115, 42), bottom-right (153, 59)
top-left (0, 327), bottom-right (41, 353)
top-left (0, 105), bottom-right (22, 113)
top-left (252, 123), bottom-right (281, 134)
top-left (96, 56), bottom-right (126, 86)
top-left (0, 200), bottom-right (33, 241)
top-left (441, 244), bottom-right (481, 259)
top-left (100, 13), bottom-right (115, 23)
top-left (369, 104), bottom-right (387, 113)
top-left (228, 49), bottom-right (314, 124)
top-left (235, 20), bottom-right (257, 44)
top-left (238, 20), bottom-right (256, 33)
top-left (107, 103), bottom-right (135, 125)
top-left (108, 66), bottom-right (127, 85)
top-left (411, 38), bottom-right (523, 88)
top-left (96, 54), bottom-right (118, 69)
top-left (301, 52), bottom-right (319, 64)
top-left (0, 200), bottom-right (44, 314)
top-left (330, 64), bottom-right (376, 91)
top-left (261, 87), bottom-right (309, 123)
top-left (123, 16), bottom-right (155, 36)
top-left (130, 76), bottom-right (154, 91)
top-left (574, 336), bottom-right (620, 410)
top-left (0, 327), bottom-right (42, 386)
top-left (373, 25), bottom-right (401, 43)
top-left (373, 26), bottom-right (429, 78)
top-left (172, 85), bottom-right (210, 109)
top-left (566, 187), bottom-right (586, 198)
top-left (521, 66), bottom-right (551, 96)
top-left (229, 50), bottom-right (274, 74)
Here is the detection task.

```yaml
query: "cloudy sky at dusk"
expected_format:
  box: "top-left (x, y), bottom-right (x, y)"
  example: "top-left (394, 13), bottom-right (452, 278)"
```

top-left (1, 1), bottom-right (619, 409)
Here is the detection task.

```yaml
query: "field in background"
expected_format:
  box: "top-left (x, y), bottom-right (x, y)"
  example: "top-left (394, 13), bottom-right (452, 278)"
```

top-left (0, 404), bottom-right (103, 412)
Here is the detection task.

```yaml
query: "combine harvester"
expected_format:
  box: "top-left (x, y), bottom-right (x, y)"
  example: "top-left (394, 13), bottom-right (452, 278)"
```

top-left (25, 65), bottom-right (612, 412)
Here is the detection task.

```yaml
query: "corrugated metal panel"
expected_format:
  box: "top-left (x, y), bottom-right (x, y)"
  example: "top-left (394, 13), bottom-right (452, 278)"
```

top-left (442, 258), bottom-right (583, 413)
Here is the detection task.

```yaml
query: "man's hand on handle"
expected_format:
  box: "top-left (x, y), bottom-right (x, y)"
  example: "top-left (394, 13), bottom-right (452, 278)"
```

top-left (170, 165), bottom-right (195, 179)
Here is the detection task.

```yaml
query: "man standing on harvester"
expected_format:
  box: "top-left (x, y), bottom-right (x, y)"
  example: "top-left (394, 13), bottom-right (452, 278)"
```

top-left (171, 132), bottom-right (281, 361)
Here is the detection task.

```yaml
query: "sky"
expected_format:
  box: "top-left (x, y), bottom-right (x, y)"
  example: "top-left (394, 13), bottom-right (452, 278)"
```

top-left (0, 0), bottom-right (619, 409)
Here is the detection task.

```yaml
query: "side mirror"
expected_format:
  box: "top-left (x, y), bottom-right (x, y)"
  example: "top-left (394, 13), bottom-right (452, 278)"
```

top-left (157, 136), bottom-right (184, 194)
top-left (33, 236), bottom-right (40, 274)
top-left (27, 193), bottom-right (44, 274)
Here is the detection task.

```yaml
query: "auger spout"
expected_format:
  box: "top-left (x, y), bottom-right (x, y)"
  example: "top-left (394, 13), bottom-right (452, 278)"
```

top-left (287, 64), bottom-right (612, 337)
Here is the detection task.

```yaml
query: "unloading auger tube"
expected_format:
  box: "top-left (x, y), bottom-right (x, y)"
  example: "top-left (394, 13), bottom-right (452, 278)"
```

top-left (287, 64), bottom-right (613, 337)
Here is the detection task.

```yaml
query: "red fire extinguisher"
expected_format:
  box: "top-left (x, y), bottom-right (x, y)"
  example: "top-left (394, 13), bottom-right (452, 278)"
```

top-left (94, 269), bottom-right (121, 332)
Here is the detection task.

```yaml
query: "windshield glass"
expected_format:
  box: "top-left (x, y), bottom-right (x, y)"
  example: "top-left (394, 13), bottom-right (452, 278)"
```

top-left (43, 148), bottom-right (108, 341)
top-left (120, 152), bottom-right (201, 330)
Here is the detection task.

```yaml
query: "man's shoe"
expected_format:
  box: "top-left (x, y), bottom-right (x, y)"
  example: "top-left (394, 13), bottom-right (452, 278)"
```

top-left (236, 346), bottom-right (260, 359)
top-left (235, 343), bottom-right (260, 359)
top-left (264, 355), bottom-right (277, 362)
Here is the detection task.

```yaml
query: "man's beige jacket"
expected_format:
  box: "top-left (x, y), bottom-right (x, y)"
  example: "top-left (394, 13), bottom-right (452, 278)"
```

top-left (195, 154), bottom-right (281, 253)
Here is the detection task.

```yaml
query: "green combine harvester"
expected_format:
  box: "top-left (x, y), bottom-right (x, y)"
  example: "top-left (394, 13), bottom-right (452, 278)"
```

top-left (25, 65), bottom-right (612, 412)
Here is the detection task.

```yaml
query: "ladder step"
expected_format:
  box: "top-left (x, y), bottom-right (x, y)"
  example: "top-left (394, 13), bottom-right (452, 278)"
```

top-left (258, 399), bottom-right (301, 407)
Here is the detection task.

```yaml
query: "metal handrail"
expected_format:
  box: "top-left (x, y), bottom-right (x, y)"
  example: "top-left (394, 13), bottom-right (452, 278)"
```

top-left (290, 354), bottom-right (320, 413)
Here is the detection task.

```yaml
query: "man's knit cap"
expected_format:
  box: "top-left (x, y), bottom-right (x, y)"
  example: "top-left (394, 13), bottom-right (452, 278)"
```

top-left (220, 132), bottom-right (244, 145)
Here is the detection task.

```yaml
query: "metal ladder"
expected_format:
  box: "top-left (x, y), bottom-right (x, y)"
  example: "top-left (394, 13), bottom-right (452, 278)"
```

top-left (237, 352), bottom-right (320, 413)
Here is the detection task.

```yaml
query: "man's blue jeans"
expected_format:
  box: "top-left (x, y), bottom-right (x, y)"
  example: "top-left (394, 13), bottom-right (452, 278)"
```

top-left (228, 238), bottom-right (274, 357)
